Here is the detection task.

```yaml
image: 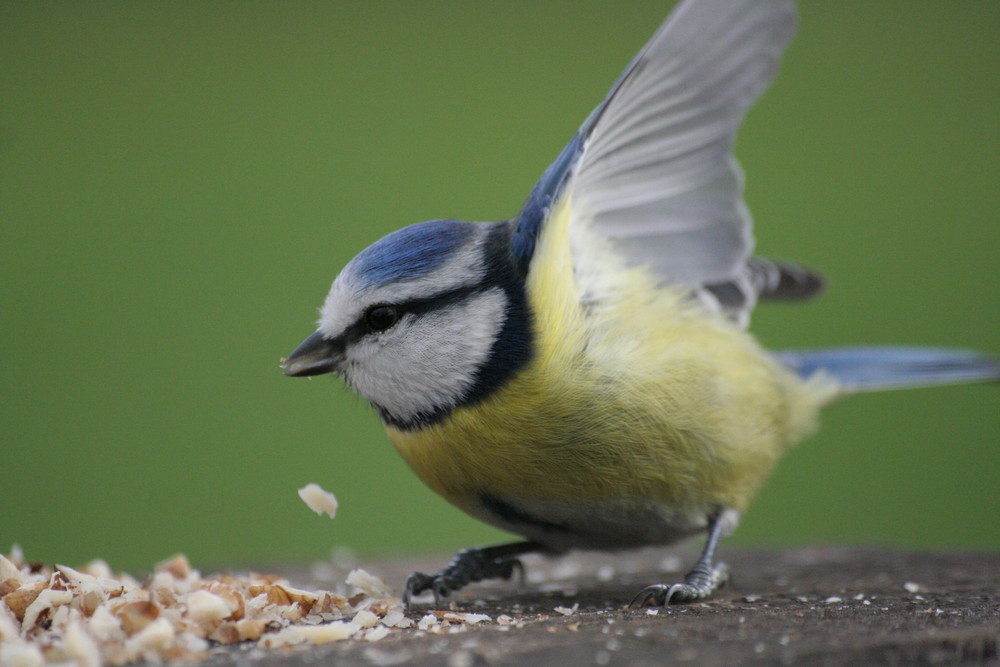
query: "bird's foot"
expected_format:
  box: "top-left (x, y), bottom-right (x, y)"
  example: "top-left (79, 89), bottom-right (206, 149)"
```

top-left (629, 560), bottom-right (729, 607)
top-left (404, 545), bottom-right (527, 607)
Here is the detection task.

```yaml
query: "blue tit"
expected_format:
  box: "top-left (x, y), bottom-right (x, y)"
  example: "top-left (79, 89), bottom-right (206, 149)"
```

top-left (283, 0), bottom-right (1000, 607)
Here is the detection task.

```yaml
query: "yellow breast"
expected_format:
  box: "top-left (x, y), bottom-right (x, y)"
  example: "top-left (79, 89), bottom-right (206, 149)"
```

top-left (387, 195), bottom-right (833, 534)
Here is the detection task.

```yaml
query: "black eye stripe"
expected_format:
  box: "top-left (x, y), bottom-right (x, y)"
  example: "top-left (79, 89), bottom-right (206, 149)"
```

top-left (398, 283), bottom-right (486, 316)
top-left (336, 282), bottom-right (488, 348)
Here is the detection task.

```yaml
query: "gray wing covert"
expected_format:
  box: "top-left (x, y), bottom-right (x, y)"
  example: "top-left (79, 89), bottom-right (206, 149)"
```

top-left (567, 0), bottom-right (802, 325)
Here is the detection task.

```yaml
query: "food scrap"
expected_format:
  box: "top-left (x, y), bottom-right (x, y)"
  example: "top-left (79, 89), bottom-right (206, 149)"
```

top-left (298, 483), bottom-right (339, 519)
top-left (0, 549), bottom-right (455, 666)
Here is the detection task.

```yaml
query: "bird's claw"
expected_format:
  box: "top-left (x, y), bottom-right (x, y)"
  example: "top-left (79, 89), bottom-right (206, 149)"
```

top-left (404, 548), bottom-right (525, 607)
top-left (629, 561), bottom-right (729, 607)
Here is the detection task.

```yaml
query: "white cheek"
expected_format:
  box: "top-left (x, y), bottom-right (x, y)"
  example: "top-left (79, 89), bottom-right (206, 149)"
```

top-left (345, 288), bottom-right (507, 421)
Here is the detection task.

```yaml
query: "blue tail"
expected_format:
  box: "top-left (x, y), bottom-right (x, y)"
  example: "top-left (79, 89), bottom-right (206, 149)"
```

top-left (775, 346), bottom-right (1000, 393)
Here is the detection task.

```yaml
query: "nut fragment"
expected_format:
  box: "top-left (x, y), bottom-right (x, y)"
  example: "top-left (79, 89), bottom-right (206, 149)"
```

top-left (298, 483), bottom-right (338, 518)
top-left (234, 618), bottom-right (266, 641)
top-left (78, 588), bottom-right (105, 617)
top-left (55, 564), bottom-right (97, 585)
top-left (381, 608), bottom-right (409, 628)
top-left (273, 621), bottom-right (357, 646)
top-left (22, 588), bottom-right (73, 629)
top-left (87, 605), bottom-right (121, 641)
top-left (314, 591), bottom-right (351, 615)
top-left (81, 560), bottom-right (112, 579)
top-left (203, 581), bottom-right (244, 620)
top-left (208, 622), bottom-right (240, 645)
top-left (127, 617), bottom-right (174, 651)
top-left (249, 583), bottom-right (290, 607)
top-left (0, 556), bottom-right (21, 586)
top-left (155, 554), bottom-right (192, 580)
top-left (2, 581), bottom-right (46, 621)
top-left (65, 619), bottom-right (101, 667)
top-left (439, 611), bottom-right (490, 625)
top-left (185, 590), bottom-right (230, 627)
top-left (116, 600), bottom-right (160, 636)
top-left (1, 547), bottom-right (520, 665)
top-left (0, 604), bottom-right (19, 640)
top-left (0, 641), bottom-right (44, 667)
top-left (0, 579), bottom-right (19, 599)
top-left (346, 569), bottom-right (394, 599)
top-left (352, 610), bottom-right (379, 628)
top-left (275, 583), bottom-right (319, 610)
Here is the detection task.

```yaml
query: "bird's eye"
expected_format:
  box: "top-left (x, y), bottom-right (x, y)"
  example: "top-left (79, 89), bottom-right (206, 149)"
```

top-left (364, 305), bottom-right (399, 333)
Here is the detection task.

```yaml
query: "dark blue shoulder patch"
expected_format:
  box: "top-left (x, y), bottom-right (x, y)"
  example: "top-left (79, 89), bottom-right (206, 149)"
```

top-left (509, 34), bottom-right (644, 275)
top-left (510, 132), bottom-right (584, 274)
top-left (348, 219), bottom-right (473, 289)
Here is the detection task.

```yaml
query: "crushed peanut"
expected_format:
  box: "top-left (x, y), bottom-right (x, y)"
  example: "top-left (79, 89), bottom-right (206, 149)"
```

top-left (0, 548), bottom-right (506, 665)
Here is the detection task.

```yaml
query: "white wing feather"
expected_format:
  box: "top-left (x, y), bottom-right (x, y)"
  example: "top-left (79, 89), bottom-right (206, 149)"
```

top-left (570, 0), bottom-right (796, 321)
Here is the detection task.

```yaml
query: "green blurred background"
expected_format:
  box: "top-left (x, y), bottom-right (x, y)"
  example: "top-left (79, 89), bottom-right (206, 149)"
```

top-left (2, 2), bottom-right (998, 574)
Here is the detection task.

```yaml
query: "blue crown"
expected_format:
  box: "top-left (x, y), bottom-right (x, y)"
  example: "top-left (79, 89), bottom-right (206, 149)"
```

top-left (348, 219), bottom-right (472, 289)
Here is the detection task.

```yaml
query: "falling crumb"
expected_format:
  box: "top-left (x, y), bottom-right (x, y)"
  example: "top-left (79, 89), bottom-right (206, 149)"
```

top-left (903, 582), bottom-right (923, 594)
top-left (298, 483), bottom-right (339, 518)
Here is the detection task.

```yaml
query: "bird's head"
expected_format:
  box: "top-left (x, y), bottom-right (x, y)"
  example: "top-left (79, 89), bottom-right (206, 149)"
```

top-left (282, 219), bottom-right (531, 430)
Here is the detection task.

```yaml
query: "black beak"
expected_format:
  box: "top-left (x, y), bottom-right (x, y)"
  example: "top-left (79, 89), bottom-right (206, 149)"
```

top-left (281, 331), bottom-right (341, 377)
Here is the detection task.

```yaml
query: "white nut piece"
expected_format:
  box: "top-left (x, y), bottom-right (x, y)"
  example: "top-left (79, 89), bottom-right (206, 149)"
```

top-left (64, 619), bottom-right (101, 667)
top-left (298, 483), bottom-right (339, 518)
top-left (346, 569), bottom-right (393, 599)
top-left (185, 590), bottom-right (231, 625)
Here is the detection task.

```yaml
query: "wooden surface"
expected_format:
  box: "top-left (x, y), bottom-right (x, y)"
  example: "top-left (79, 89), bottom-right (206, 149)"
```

top-left (201, 547), bottom-right (999, 666)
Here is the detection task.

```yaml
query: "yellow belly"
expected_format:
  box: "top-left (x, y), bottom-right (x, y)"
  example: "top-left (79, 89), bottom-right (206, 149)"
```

top-left (387, 305), bottom-right (824, 545)
top-left (387, 196), bottom-right (834, 547)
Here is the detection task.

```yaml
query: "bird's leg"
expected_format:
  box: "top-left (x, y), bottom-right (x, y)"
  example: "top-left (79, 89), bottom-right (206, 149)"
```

top-left (629, 512), bottom-right (730, 607)
top-left (404, 540), bottom-right (542, 607)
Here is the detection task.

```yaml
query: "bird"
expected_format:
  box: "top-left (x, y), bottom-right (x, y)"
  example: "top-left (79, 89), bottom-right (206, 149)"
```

top-left (282, 0), bottom-right (999, 607)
